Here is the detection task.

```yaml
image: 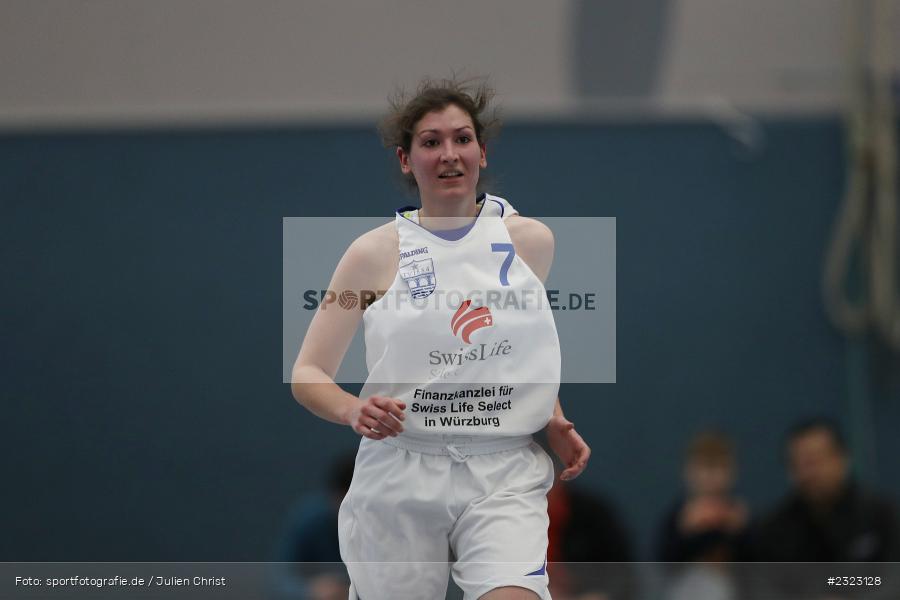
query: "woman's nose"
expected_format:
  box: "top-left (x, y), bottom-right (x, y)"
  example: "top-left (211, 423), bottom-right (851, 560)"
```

top-left (440, 141), bottom-right (459, 162)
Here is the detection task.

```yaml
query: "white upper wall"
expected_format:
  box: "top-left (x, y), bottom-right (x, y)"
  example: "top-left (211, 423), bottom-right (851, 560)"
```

top-left (0, 0), bottom-right (572, 127)
top-left (0, 0), bottom-right (895, 128)
top-left (658, 0), bottom-right (849, 112)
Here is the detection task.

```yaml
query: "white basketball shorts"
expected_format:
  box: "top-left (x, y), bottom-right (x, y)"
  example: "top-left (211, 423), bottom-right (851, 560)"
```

top-left (338, 434), bottom-right (554, 600)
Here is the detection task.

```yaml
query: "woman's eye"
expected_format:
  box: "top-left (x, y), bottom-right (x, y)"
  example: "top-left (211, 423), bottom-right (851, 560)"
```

top-left (458, 136), bottom-right (471, 144)
top-left (423, 139), bottom-right (438, 147)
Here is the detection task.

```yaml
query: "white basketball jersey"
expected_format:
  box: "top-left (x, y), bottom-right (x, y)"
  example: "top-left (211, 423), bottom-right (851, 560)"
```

top-left (359, 194), bottom-right (561, 438)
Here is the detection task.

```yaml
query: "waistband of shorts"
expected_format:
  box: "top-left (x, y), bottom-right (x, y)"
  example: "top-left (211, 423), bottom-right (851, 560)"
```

top-left (381, 434), bottom-right (533, 458)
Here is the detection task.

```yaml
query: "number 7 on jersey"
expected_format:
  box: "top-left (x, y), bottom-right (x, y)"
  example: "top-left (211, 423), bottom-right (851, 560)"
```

top-left (491, 243), bottom-right (515, 286)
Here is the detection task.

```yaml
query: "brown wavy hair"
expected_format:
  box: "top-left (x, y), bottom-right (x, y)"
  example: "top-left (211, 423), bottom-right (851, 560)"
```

top-left (378, 75), bottom-right (501, 192)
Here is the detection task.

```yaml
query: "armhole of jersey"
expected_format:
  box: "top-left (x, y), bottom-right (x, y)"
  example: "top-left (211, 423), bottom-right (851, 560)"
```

top-left (502, 213), bottom-right (548, 290)
top-left (361, 269), bottom-right (402, 316)
top-left (510, 251), bottom-right (548, 293)
top-left (361, 222), bottom-right (403, 316)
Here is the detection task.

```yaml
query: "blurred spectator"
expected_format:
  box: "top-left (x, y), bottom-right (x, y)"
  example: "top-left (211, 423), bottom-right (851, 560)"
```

top-left (657, 430), bottom-right (750, 563)
top-left (270, 454), bottom-right (354, 600)
top-left (754, 417), bottom-right (900, 562)
top-left (547, 480), bottom-right (636, 600)
top-left (657, 430), bottom-right (749, 600)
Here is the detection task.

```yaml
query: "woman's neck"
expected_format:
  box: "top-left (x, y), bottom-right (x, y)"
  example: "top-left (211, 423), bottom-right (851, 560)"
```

top-left (418, 194), bottom-right (479, 231)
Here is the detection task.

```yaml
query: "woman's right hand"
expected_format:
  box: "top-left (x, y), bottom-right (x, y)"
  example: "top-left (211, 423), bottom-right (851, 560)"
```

top-left (348, 395), bottom-right (406, 440)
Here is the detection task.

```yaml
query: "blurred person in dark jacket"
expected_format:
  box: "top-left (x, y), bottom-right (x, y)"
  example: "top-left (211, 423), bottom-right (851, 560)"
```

top-left (754, 417), bottom-right (899, 562)
top-left (750, 417), bottom-right (900, 600)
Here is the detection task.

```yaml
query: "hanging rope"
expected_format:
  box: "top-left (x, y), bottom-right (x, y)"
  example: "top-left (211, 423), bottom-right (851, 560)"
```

top-left (824, 0), bottom-right (900, 350)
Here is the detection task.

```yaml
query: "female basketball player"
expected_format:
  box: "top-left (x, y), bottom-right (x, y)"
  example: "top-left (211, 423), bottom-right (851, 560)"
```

top-left (292, 77), bottom-right (590, 600)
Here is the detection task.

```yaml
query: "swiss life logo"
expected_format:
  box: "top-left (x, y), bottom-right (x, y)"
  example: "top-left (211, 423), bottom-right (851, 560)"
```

top-left (450, 299), bottom-right (493, 343)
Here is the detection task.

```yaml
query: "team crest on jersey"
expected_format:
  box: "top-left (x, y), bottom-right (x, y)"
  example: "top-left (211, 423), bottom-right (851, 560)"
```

top-left (399, 258), bottom-right (437, 299)
top-left (451, 299), bottom-right (493, 343)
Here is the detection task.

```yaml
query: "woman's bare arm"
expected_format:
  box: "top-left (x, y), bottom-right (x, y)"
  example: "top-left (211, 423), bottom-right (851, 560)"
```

top-left (290, 223), bottom-right (406, 438)
top-left (508, 215), bottom-right (591, 479)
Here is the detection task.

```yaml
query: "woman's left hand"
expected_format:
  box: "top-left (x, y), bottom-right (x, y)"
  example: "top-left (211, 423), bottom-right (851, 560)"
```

top-left (546, 415), bottom-right (591, 481)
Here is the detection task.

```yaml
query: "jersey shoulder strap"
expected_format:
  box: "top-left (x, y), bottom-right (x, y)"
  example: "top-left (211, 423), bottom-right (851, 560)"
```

top-left (483, 193), bottom-right (519, 219)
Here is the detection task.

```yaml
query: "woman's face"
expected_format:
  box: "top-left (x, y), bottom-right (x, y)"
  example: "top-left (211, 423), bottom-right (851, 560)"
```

top-left (398, 103), bottom-right (487, 205)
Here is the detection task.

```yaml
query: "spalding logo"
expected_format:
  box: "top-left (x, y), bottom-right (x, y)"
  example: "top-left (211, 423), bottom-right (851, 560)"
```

top-left (450, 299), bottom-right (493, 344)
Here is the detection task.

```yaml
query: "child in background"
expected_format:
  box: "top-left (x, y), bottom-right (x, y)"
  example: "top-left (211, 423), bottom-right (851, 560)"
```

top-left (658, 430), bottom-right (749, 563)
top-left (657, 431), bottom-right (750, 600)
